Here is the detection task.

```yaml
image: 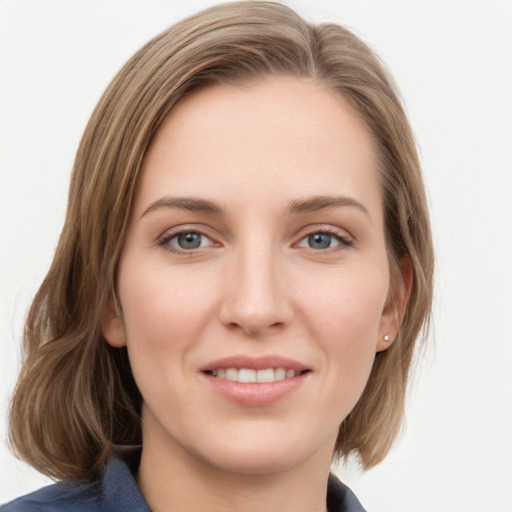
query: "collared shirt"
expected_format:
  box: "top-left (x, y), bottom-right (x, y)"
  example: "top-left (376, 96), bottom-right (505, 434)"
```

top-left (2, 453), bottom-right (366, 512)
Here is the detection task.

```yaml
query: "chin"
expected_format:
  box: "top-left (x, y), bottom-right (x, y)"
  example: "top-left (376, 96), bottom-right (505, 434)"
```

top-left (204, 447), bottom-right (305, 476)
top-left (191, 426), bottom-right (336, 477)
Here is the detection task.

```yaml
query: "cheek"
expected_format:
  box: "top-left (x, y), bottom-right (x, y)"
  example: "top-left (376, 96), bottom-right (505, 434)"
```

top-left (300, 269), bottom-right (388, 389)
top-left (301, 266), bottom-right (388, 339)
top-left (118, 262), bottom-right (218, 361)
top-left (116, 263), bottom-right (220, 418)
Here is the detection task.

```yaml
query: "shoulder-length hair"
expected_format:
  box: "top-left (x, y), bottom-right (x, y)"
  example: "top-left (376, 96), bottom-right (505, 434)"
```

top-left (9, 0), bottom-right (433, 482)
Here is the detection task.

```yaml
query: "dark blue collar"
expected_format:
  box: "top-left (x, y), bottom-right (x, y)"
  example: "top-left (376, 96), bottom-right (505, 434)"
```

top-left (101, 455), bottom-right (151, 512)
top-left (102, 451), bottom-right (366, 511)
top-left (2, 449), bottom-right (366, 511)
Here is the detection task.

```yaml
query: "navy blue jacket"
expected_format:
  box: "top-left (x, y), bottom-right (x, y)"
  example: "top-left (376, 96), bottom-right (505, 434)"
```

top-left (2, 453), bottom-right (366, 511)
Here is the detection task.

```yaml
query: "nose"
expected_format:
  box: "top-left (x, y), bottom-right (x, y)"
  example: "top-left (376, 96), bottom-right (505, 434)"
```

top-left (219, 242), bottom-right (294, 337)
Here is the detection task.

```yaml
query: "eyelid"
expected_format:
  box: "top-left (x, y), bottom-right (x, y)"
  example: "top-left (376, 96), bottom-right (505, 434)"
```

top-left (294, 225), bottom-right (355, 250)
top-left (156, 223), bottom-right (354, 254)
top-left (157, 224), bottom-right (220, 253)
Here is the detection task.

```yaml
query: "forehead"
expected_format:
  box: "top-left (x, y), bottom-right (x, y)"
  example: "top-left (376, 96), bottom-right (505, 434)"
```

top-left (136, 76), bottom-right (381, 221)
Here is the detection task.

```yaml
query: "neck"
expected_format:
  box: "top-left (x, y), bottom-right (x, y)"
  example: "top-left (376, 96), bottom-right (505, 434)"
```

top-left (136, 416), bottom-right (334, 512)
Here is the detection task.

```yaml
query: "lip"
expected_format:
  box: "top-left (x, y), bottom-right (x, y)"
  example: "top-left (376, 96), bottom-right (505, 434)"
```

top-left (199, 355), bottom-right (309, 373)
top-left (199, 355), bottom-right (311, 406)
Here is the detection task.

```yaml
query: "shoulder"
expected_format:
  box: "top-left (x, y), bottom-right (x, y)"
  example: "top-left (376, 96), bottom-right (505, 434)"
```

top-left (327, 473), bottom-right (367, 512)
top-left (2, 451), bottom-right (150, 512)
top-left (1, 481), bottom-right (102, 512)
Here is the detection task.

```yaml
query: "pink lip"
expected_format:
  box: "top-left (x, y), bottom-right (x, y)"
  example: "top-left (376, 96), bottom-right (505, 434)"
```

top-left (199, 355), bottom-right (309, 372)
top-left (199, 355), bottom-right (311, 406)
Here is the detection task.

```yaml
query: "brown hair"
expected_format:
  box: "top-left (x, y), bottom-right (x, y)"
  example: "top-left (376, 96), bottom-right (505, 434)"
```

top-left (9, 1), bottom-right (433, 481)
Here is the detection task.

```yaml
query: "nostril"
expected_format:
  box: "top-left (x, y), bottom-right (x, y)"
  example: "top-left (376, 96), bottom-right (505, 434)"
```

top-left (225, 320), bottom-right (285, 337)
top-left (218, 277), bottom-right (294, 335)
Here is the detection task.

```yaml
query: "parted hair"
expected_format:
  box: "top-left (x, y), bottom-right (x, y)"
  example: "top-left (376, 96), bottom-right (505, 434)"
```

top-left (9, 1), bottom-right (433, 482)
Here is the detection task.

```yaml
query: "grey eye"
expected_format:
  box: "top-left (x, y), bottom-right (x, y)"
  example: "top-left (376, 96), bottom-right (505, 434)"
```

top-left (307, 233), bottom-right (336, 249)
top-left (167, 232), bottom-right (212, 250)
top-left (160, 230), bottom-right (216, 254)
top-left (176, 232), bottom-right (203, 249)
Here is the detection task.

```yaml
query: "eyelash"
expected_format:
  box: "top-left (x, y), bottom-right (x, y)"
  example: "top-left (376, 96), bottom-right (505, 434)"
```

top-left (157, 227), bottom-right (354, 255)
top-left (298, 228), bottom-right (354, 252)
top-left (158, 227), bottom-right (216, 255)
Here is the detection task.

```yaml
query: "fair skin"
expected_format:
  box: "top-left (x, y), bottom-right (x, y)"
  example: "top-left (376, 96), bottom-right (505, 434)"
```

top-left (103, 76), bottom-right (406, 512)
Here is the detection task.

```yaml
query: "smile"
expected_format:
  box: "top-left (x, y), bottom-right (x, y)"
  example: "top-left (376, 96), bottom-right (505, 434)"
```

top-left (200, 356), bottom-right (311, 405)
top-left (206, 368), bottom-right (306, 383)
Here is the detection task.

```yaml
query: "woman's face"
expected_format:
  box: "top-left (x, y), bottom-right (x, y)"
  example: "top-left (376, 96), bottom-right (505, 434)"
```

top-left (104, 76), bottom-right (399, 475)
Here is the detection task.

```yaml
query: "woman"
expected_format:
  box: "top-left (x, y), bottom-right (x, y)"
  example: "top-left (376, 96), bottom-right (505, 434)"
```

top-left (4, 2), bottom-right (433, 511)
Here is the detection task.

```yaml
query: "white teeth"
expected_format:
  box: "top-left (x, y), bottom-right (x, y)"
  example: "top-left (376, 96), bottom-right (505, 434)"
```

top-left (225, 368), bottom-right (239, 381)
top-left (256, 368), bottom-right (274, 383)
top-left (212, 367), bottom-right (300, 383)
top-left (238, 369), bottom-right (256, 383)
top-left (275, 367), bottom-right (286, 381)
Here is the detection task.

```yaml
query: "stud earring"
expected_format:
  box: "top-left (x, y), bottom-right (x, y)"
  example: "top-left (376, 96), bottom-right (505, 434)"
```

top-left (383, 334), bottom-right (389, 342)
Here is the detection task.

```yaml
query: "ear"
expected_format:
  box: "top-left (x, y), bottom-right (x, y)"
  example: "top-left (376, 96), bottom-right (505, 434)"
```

top-left (376, 255), bottom-right (413, 352)
top-left (101, 294), bottom-right (127, 348)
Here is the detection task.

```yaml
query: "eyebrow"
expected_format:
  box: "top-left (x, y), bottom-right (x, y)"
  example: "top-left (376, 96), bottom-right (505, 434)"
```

top-left (141, 196), bottom-right (224, 218)
top-left (286, 195), bottom-right (370, 217)
top-left (140, 194), bottom-right (369, 219)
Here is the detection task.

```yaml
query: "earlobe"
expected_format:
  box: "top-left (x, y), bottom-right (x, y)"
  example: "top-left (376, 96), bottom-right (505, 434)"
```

top-left (376, 332), bottom-right (393, 352)
top-left (101, 295), bottom-right (127, 348)
top-left (376, 255), bottom-right (414, 352)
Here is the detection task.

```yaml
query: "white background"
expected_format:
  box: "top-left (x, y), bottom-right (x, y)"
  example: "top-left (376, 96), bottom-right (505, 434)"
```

top-left (1, 1), bottom-right (511, 510)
